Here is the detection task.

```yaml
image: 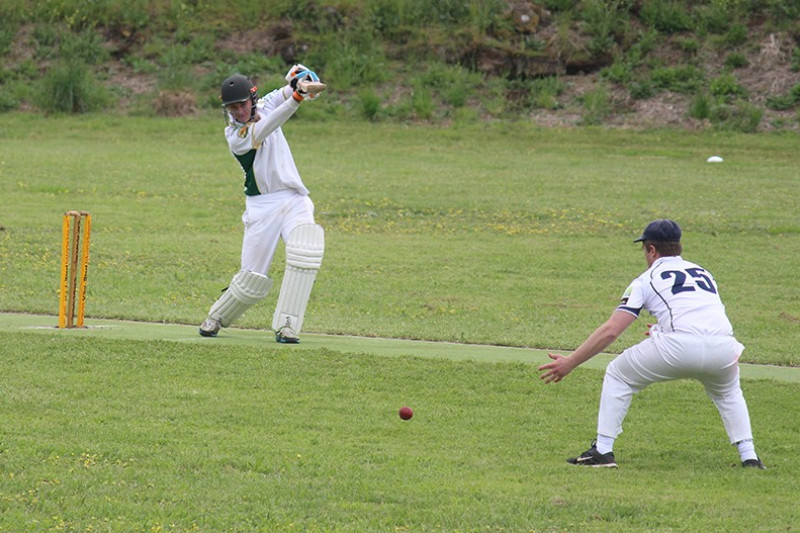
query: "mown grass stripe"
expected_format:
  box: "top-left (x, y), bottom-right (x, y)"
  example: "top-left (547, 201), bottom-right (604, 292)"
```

top-left (3, 312), bottom-right (797, 383)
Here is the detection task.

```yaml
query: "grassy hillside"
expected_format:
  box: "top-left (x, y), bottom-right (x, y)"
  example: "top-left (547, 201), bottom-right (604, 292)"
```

top-left (1, 0), bottom-right (800, 128)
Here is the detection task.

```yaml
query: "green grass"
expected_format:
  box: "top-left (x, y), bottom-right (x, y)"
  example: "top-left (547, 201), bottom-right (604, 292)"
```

top-left (1, 113), bottom-right (799, 531)
top-left (1, 113), bottom-right (798, 363)
top-left (1, 332), bottom-right (797, 533)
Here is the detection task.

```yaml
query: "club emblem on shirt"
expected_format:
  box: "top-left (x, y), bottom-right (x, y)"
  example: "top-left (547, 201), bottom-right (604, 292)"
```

top-left (620, 285), bottom-right (633, 305)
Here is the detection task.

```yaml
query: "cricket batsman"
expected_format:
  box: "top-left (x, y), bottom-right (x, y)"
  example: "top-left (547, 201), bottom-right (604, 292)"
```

top-left (199, 65), bottom-right (327, 343)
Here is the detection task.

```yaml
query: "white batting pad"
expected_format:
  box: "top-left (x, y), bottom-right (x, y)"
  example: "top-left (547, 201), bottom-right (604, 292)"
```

top-left (209, 270), bottom-right (272, 327)
top-left (272, 224), bottom-right (324, 334)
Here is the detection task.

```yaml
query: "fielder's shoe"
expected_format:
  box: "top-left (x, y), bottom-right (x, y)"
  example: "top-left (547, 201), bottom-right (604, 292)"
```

top-left (275, 326), bottom-right (300, 344)
top-left (199, 318), bottom-right (221, 337)
top-left (742, 457), bottom-right (766, 469)
top-left (567, 441), bottom-right (618, 468)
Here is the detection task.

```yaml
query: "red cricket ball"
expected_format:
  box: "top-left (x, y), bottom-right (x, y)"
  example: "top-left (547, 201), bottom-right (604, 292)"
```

top-left (399, 406), bottom-right (413, 420)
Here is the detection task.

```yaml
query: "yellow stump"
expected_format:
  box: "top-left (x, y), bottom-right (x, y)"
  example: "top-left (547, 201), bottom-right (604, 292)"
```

top-left (58, 213), bottom-right (71, 328)
top-left (76, 212), bottom-right (92, 327)
top-left (58, 211), bottom-right (92, 328)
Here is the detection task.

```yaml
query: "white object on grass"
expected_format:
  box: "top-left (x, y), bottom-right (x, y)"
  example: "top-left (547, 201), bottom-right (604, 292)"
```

top-left (208, 270), bottom-right (272, 327)
top-left (272, 223), bottom-right (325, 336)
top-left (707, 156), bottom-right (724, 163)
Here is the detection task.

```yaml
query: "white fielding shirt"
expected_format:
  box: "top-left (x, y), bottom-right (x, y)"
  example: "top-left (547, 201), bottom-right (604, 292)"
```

top-left (617, 255), bottom-right (734, 336)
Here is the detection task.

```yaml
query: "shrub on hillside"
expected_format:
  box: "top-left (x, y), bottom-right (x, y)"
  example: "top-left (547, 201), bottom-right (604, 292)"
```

top-left (0, 91), bottom-right (19, 112)
top-left (688, 92), bottom-right (712, 120)
top-left (358, 88), bottom-right (381, 121)
top-left (579, 84), bottom-right (611, 125)
top-left (306, 22), bottom-right (388, 90)
top-left (710, 101), bottom-right (763, 133)
top-left (722, 23), bottom-right (749, 47)
top-left (649, 65), bottom-right (704, 94)
top-left (709, 73), bottom-right (747, 103)
top-left (601, 62), bottom-right (633, 84)
top-left (59, 29), bottom-right (109, 64)
top-left (640, 0), bottom-right (693, 34)
top-left (529, 76), bottom-right (565, 110)
top-left (36, 61), bottom-right (109, 113)
top-left (765, 84), bottom-right (800, 111)
top-left (724, 52), bottom-right (749, 69)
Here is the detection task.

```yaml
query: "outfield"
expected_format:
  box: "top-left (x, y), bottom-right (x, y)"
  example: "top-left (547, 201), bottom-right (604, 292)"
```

top-left (1, 313), bottom-right (799, 532)
top-left (1, 114), bottom-right (799, 532)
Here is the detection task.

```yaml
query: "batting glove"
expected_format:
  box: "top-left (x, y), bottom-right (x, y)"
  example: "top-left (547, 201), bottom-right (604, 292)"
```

top-left (285, 64), bottom-right (315, 88)
top-left (286, 67), bottom-right (326, 102)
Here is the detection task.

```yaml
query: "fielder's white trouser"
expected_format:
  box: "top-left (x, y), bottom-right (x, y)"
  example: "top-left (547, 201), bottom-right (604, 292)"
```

top-left (597, 331), bottom-right (753, 445)
top-left (240, 191), bottom-right (315, 274)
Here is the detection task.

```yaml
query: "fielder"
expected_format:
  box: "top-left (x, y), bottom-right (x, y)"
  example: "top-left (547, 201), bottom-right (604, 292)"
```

top-left (199, 66), bottom-right (327, 343)
top-left (539, 219), bottom-right (765, 469)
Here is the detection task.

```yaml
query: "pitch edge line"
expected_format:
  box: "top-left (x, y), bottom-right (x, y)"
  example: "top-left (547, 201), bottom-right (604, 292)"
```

top-left (1, 312), bottom-right (799, 382)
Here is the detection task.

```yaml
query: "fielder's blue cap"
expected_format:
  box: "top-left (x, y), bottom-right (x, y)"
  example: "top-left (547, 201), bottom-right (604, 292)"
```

top-left (634, 219), bottom-right (681, 243)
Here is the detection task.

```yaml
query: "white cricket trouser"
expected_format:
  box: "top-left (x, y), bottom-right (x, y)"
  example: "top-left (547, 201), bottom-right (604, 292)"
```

top-left (598, 331), bottom-right (753, 444)
top-left (240, 191), bottom-right (315, 275)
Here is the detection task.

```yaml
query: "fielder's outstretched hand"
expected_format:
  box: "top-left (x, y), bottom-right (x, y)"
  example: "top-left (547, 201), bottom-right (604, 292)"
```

top-left (538, 352), bottom-right (575, 384)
